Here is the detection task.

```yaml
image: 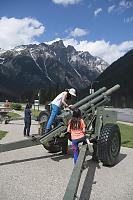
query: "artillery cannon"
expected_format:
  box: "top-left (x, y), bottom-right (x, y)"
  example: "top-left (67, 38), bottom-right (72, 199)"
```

top-left (4, 115), bottom-right (38, 124)
top-left (0, 107), bottom-right (11, 123)
top-left (0, 84), bottom-right (121, 167)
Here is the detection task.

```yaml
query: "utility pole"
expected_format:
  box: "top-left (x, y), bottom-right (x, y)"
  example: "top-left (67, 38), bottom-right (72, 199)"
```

top-left (90, 81), bottom-right (99, 94)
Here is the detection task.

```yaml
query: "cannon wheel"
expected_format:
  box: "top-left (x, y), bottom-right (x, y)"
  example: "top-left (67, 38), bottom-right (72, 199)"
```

top-left (39, 110), bottom-right (68, 154)
top-left (5, 119), bottom-right (9, 124)
top-left (38, 110), bottom-right (50, 124)
top-left (38, 110), bottom-right (60, 152)
top-left (5, 116), bottom-right (11, 124)
top-left (98, 123), bottom-right (121, 166)
top-left (38, 110), bottom-right (58, 129)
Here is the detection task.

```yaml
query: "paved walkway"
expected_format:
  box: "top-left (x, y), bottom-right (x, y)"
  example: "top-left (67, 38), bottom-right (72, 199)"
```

top-left (0, 120), bottom-right (133, 200)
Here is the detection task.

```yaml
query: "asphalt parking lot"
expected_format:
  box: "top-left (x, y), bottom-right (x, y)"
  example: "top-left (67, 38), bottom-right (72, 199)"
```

top-left (0, 119), bottom-right (133, 200)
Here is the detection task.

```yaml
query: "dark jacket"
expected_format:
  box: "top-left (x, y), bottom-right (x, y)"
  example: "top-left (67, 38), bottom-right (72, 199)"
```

top-left (24, 108), bottom-right (31, 124)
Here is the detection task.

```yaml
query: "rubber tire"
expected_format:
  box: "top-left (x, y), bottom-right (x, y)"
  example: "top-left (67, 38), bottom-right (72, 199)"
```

top-left (39, 110), bottom-right (65, 153)
top-left (5, 119), bottom-right (9, 124)
top-left (98, 123), bottom-right (121, 166)
top-left (38, 110), bottom-right (58, 129)
top-left (38, 110), bottom-right (50, 123)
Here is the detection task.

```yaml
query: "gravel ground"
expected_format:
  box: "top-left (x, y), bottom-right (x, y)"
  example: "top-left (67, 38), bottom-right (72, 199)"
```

top-left (0, 120), bottom-right (133, 200)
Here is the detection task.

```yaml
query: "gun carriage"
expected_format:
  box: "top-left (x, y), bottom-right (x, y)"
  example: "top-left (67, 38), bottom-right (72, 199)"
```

top-left (0, 84), bottom-right (121, 167)
top-left (0, 107), bottom-right (11, 123)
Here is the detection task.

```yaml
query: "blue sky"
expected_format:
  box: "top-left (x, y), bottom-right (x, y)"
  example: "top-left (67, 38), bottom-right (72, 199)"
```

top-left (0, 0), bottom-right (133, 64)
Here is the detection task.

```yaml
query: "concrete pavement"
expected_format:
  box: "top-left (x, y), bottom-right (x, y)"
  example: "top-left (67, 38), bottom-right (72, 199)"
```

top-left (0, 119), bottom-right (133, 200)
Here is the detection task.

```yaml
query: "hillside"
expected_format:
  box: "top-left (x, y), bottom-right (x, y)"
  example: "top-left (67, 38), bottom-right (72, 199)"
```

top-left (95, 49), bottom-right (133, 107)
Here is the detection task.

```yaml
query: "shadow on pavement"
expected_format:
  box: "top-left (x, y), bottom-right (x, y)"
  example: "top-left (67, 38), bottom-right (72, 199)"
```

top-left (0, 155), bottom-right (58, 166)
top-left (79, 159), bottom-right (100, 200)
top-left (79, 153), bottom-right (126, 200)
top-left (0, 147), bottom-right (74, 166)
top-left (104, 153), bottom-right (127, 168)
top-left (4, 122), bottom-right (38, 125)
top-left (0, 148), bottom-right (128, 200)
top-left (115, 152), bottom-right (127, 165)
top-left (51, 147), bottom-right (74, 162)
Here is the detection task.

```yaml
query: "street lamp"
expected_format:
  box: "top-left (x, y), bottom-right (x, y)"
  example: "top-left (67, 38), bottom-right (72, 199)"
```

top-left (38, 89), bottom-right (41, 103)
top-left (90, 81), bottom-right (99, 94)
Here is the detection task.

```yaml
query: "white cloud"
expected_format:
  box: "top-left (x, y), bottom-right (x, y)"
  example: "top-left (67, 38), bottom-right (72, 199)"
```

top-left (63, 38), bottom-right (79, 47)
top-left (70, 28), bottom-right (88, 37)
top-left (0, 17), bottom-right (45, 50)
top-left (46, 38), bottom-right (61, 45)
top-left (108, 5), bottom-right (115, 13)
top-left (119, 0), bottom-right (133, 9)
top-left (52, 0), bottom-right (82, 6)
top-left (94, 8), bottom-right (102, 16)
top-left (52, 38), bottom-right (133, 64)
top-left (112, 1), bottom-right (133, 15)
top-left (124, 16), bottom-right (133, 23)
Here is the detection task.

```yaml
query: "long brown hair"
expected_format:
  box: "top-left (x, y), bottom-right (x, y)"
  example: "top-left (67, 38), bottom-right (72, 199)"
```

top-left (70, 108), bottom-right (81, 130)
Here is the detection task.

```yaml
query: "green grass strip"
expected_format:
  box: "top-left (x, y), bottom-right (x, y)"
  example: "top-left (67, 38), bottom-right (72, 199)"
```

top-left (7, 112), bottom-right (21, 118)
top-left (31, 109), bottom-right (41, 117)
top-left (117, 123), bottom-right (133, 148)
top-left (0, 130), bottom-right (8, 140)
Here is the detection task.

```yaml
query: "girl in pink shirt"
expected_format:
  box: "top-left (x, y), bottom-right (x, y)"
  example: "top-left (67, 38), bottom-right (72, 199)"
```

top-left (67, 108), bottom-right (92, 164)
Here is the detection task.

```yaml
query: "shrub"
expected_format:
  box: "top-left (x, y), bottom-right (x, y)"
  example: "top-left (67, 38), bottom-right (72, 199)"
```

top-left (11, 103), bottom-right (22, 111)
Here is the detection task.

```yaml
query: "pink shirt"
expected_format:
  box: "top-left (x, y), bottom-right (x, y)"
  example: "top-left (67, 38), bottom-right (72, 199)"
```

top-left (68, 119), bottom-right (85, 140)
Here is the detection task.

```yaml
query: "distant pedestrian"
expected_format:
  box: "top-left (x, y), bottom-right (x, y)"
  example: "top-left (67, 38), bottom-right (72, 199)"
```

top-left (67, 108), bottom-right (93, 164)
top-left (24, 103), bottom-right (32, 137)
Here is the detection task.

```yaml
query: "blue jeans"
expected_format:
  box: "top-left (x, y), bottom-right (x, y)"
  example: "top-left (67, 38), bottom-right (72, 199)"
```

top-left (72, 136), bottom-right (87, 164)
top-left (46, 104), bottom-right (62, 131)
top-left (24, 118), bottom-right (31, 136)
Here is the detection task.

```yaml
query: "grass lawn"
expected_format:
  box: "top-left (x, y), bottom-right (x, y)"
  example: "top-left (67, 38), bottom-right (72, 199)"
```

top-left (21, 108), bottom-right (41, 117)
top-left (117, 123), bottom-right (133, 148)
top-left (7, 112), bottom-right (21, 118)
top-left (31, 109), bottom-right (41, 117)
top-left (7, 109), bottom-right (40, 120)
top-left (0, 130), bottom-right (8, 140)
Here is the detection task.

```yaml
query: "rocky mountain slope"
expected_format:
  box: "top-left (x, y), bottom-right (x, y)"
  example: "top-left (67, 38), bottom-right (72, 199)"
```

top-left (0, 40), bottom-right (109, 99)
top-left (95, 49), bottom-right (133, 107)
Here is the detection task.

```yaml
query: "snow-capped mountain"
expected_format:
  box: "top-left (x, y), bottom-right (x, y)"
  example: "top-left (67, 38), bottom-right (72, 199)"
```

top-left (0, 40), bottom-right (109, 96)
top-left (0, 48), bottom-right (6, 55)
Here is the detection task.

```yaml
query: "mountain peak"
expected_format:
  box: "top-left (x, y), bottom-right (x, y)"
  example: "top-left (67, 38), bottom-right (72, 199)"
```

top-left (0, 40), bottom-right (109, 99)
top-left (66, 45), bottom-right (76, 53)
top-left (51, 40), bottom-right (65, 48)
top-left (0, 48), bottom-right (6, 55)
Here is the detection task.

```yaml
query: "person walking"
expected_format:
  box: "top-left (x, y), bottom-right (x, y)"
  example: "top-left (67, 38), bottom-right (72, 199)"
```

top-left (45, 88), bottom-right (76, 133)
top-left (24, 103), bottom-right (32, 137)
top-left (67, 108), bottom-right (93, 164)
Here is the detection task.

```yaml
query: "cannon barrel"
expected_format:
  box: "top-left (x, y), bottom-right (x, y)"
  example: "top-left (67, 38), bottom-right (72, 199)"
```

top-left (71, 87), bottom-right (106, 109)
top-left (79, 84), bottom-right (120, 112)
top-left (104, 84), bottom-right (120, 96)
top-left (59, 84), bottom-right (120, 121)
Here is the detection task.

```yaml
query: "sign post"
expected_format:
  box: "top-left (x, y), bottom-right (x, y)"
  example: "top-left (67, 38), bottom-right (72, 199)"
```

top-left (34, 100), bottom-right (39, 111)
top-left (90, 88), bottom-right (94, 94)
